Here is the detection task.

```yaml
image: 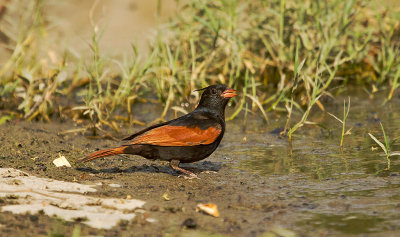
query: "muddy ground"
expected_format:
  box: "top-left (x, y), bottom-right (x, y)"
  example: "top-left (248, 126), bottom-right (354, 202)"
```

top-left (1, 94), bottom-right (400, 236)
top-left (0, 120), bottom-right (296, 237)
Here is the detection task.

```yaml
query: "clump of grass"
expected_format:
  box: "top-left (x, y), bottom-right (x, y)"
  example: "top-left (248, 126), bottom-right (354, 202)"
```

top-left (0, 0), bottom-right (399, 132)
top-left (368, 122), bottom-right (400, 170)
top-left (328, 97), bottom-right (351, 149)
top-left (388, 65), bottom-right (400, 101)
top-left (0, 0), bottom-right (63, 121)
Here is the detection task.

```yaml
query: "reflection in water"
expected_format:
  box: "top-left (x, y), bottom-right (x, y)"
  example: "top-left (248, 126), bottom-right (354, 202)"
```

top-left (234, 93), bottom-right (400, 178)
top-left (299, 213), bottom-right (384, 234)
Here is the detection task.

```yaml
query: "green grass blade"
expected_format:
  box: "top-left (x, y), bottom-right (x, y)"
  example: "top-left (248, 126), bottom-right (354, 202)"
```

top-left (380, 122), bottom-right (390, 152)
top-left (368, 133), bottom-right (388, 155)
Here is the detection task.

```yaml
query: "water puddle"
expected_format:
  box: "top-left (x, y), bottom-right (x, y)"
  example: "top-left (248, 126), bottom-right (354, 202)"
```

top-left (299, 213), bottom-right (385, 234)
top-left (226, 92), bottom-right (400, 234)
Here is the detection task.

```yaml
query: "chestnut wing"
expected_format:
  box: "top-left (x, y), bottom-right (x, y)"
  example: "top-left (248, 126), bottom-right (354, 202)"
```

top-left (128, 124), bottom-right (222, 146)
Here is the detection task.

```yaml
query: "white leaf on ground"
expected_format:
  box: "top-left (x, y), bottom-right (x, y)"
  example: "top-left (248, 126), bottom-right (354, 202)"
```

top-left (53, 154), bottom-right (71, 167)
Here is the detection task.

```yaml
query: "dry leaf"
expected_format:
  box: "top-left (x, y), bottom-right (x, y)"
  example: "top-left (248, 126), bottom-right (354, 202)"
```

top-left (345, 128), bottom-right (352, 135)
top-left (53, 153), bottom-right (71, 167)
top-left (196, 203), bottom-right (220, 217)
top-left (162, 192), bottom-right (170, 201)
top-left (315, 99), bottom-right (325, 111)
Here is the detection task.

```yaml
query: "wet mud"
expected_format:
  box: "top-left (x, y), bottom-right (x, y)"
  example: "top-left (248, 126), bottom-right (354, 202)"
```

top-left (1, 93), bottom-right (400, 236)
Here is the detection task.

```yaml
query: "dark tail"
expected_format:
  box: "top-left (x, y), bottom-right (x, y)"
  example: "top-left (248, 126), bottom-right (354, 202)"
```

top-left (79, 146), bottom-right (127, 163)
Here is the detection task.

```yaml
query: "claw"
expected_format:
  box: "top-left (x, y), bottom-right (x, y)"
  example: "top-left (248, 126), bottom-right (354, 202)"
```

top-left (170, 159), bottom-right (199, 178)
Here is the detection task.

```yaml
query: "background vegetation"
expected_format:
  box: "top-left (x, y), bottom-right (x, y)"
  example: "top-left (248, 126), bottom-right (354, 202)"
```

top-left (0, 0), bottom-right (399, 135)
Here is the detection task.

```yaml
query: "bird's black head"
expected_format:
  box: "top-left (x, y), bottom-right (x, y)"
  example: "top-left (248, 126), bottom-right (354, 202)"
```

top-left (195, 84), bottom-right (237, 118)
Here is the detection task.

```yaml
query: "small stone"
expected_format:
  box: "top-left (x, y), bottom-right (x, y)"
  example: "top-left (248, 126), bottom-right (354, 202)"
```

top-left (182, 218), bottom-right (197, 229)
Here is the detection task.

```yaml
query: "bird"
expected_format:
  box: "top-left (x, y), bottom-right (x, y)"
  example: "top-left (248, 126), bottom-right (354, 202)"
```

top-left (78, 84), bottom-right (237, 178)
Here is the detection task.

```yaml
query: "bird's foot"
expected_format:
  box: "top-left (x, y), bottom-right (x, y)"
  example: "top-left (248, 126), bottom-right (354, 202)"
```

top-left (170, 160), bottom-right (199, 179)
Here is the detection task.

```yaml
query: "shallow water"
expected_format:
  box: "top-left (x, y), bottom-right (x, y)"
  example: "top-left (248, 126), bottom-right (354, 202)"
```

top-left (226, 93), bottom-right (400, 235)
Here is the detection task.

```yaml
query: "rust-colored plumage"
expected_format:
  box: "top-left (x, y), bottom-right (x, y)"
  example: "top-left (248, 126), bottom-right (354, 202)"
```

top-left (83, 147), bottom-right (126, 162)
top-left (79, 84), bottom-right (237, 178)
top-left (129, 125), bottom-right (221, 146)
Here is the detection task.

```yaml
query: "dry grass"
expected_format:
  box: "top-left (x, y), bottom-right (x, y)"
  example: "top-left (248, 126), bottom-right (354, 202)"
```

top-left (0, 0), bottom-right (399, 138)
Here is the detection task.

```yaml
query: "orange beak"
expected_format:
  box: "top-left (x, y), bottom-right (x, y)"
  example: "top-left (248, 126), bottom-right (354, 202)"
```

top-left (221, 88), bottom-right (237, 98)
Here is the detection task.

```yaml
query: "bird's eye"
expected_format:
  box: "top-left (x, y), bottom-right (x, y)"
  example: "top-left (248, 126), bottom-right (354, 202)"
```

top-left (211, 88), bottom-right (217, 94)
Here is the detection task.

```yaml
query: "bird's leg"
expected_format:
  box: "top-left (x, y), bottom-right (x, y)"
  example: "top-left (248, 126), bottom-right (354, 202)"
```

top-left (169, 160), bottom-right (198, 179)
